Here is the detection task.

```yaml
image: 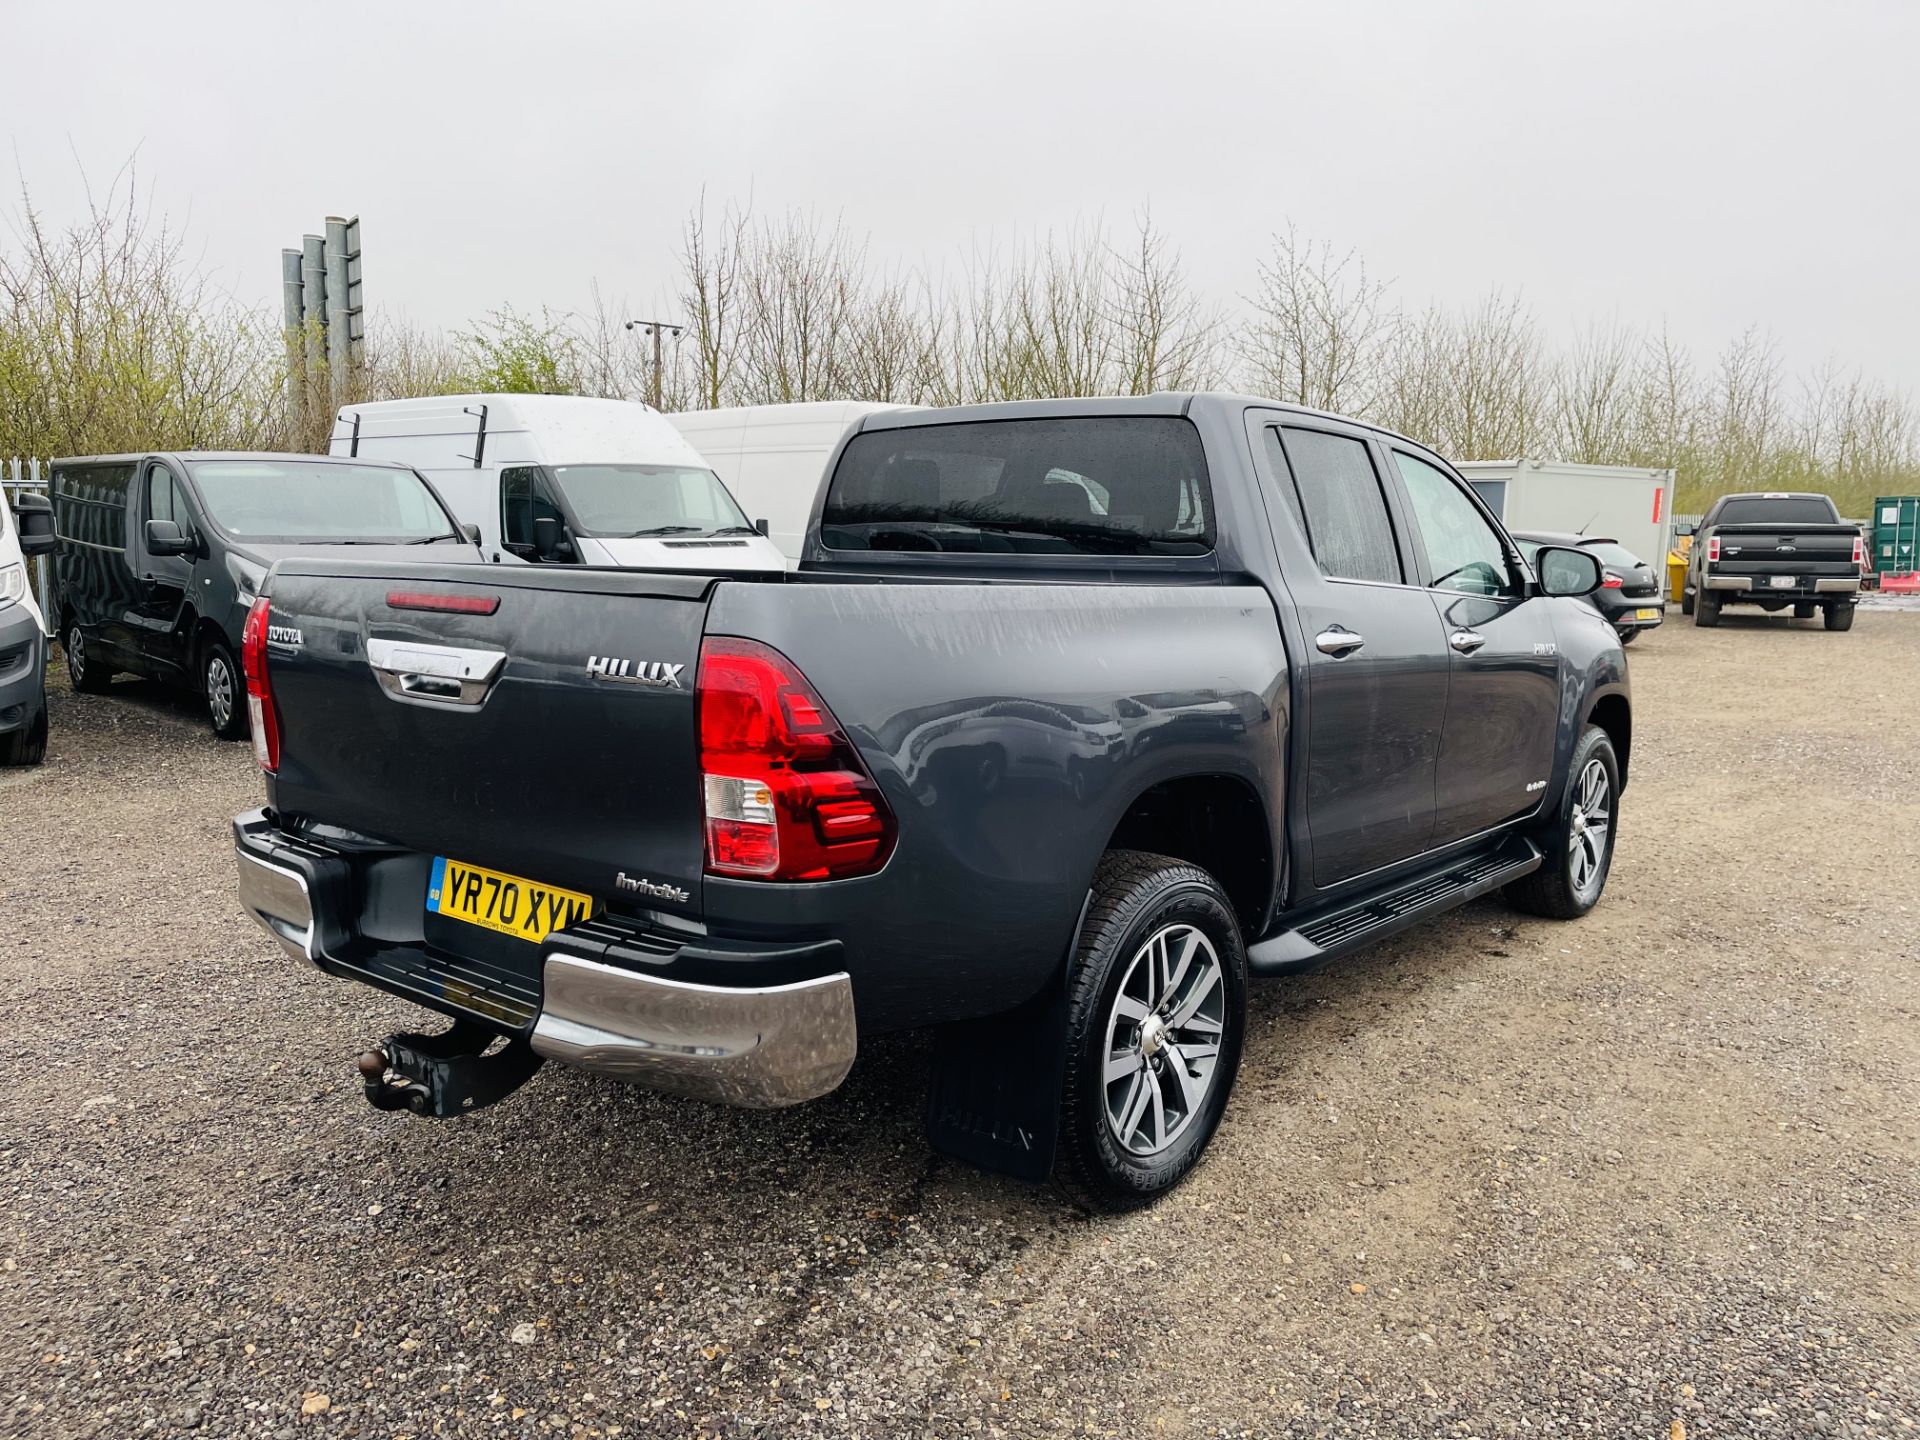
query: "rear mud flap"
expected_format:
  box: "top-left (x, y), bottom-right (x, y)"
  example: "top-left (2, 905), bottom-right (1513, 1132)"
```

top-left (924, 978), bottom-right (1069, 1183)
top-left (359, 1019), bottom-right (544, 1118)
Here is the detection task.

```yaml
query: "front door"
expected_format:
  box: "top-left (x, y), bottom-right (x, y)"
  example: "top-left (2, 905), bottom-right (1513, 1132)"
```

top-left (1259, 422), bottom-right (1453, 890)
top-left (1387, 448), bottom-right (1561, 844)
top-left (129, 460), bottom-right (193, 680)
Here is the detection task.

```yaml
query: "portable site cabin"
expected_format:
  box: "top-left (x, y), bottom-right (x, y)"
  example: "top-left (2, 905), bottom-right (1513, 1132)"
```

top-left (1457, 460), bottom-right (1677, 571)
top-left (667, 401), bottom-right (916, 561)
top-left (329, 394), bottom-right (787, 573)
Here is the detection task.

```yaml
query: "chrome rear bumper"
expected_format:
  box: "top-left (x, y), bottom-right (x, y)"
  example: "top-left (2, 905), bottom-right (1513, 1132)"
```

top-left (233, 842), bottom-right (856, 1108)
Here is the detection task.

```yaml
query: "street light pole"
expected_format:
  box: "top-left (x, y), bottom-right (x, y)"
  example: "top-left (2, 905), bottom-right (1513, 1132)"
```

top-left (624, 318), bottom-right (684, 410)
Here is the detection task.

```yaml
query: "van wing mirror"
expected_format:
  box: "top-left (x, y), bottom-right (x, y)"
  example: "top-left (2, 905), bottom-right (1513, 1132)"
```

top-left (145, 519), bottom-right (195, 557)
top-left (11, 493), bottom-right (55, 557)
top-left (1534, 544), bottom-right (1604, 598)
top-left (754, 517), bottom-right (770, 537)
top-left (461, 522), bottom-right (482, 545)
top-left (531, 515), bottom-right (573, 561)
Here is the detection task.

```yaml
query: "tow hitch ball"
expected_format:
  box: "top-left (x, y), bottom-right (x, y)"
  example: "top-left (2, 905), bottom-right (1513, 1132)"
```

top-left (356, 1020), bottom-right (544, 1118)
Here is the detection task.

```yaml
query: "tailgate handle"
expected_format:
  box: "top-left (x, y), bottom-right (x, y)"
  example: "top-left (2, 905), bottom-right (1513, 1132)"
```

top-left (367, 637), bottom-right (506, 708)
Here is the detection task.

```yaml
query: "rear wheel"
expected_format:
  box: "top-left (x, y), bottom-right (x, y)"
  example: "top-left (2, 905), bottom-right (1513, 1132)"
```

top-left (1617, 627), bottom-right (1640, 645)
top-left (1505, 726), bottom-right (1619, 921)
top-left (1694, 591), bottom-right (1721, 628)
top-left (1054, 851), bottom-right (1246, 1212)
top-left (1824, 602), bottom-right (1855, 632)
top-left (65, 624), bottom-right (112, 694)
top-left (0, 708), bottom-right (46, 766)
top-left (201, 638), bottom-right (247, 740)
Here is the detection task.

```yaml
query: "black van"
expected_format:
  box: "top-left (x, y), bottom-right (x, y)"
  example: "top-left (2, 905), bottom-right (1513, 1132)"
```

top-left (52, 452), bottom-right (483, 737)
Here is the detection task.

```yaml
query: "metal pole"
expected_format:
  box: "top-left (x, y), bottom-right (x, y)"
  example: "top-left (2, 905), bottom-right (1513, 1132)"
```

top-left (324, 217), bottom-right (351, 405)
top-left (342, 216), bottom-right (364, 379)
top-left (624, 319), bottom-right (684, 410)
top-left (301, 235), bottom-right (328, 427)
top-left (281, 248), bottom-right (307, 432)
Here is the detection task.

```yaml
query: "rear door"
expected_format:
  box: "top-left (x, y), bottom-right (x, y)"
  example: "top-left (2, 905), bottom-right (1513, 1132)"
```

top-left (1387, 448), bottom-right (1561, 843)
top-left (1257, 420), bottom-right (1451, 890)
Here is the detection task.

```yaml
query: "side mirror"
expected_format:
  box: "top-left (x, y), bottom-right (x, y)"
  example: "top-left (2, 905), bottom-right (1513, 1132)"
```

top-left (1535, 544), bottom-right (1604, 598)
top-left (11, 493), bottom-right (55, 557)
top-left (461, 522), bottom-right (482, 545)
top-left (531, 515), bottom-right (573, 561)
top-left (145, 519), bottom-right (195, 557)
top-left (754, 517), bottom-right (770, 537)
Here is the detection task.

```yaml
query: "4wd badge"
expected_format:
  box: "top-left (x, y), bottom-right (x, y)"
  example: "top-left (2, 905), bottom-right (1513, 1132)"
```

top-left (587, 656), bottom-right (684, 689)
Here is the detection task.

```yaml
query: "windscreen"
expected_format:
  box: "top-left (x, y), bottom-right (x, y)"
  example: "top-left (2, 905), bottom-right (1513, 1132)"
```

top-left (550, 464), bottom-right (750, 537)
top-left (1715, 497), bottom-right (1839, 526)
top-left (190, 460), bottom-right (456, 542)
top-left (820, 416), bottom-right (1213, 555)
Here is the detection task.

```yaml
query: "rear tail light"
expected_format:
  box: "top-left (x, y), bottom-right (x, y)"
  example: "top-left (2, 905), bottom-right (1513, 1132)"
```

top-left (697, 637), bottom-right (895, 881)
top-left (1853, 535), bottom-right (1867, 570)
top-left (1706, 536), bottom-right (1721, 564)
top-left (240, 596), bottom-right (281, 772)
top-left (1602, 573), bottom-right (1624, 588)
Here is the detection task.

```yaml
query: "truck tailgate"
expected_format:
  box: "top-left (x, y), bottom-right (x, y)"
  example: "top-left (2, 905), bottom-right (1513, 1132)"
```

top-left (261, 561), bottom-right (716, 911)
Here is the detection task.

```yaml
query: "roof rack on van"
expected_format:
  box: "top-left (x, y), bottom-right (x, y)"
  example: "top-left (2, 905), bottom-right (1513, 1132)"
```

top-left (346, 411), bottom-right (362, 457)
top-left (459, 404), bottom-right (489, 468)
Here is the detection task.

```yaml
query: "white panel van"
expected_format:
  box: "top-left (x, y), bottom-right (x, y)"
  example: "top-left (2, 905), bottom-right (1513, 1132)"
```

top-left (666, 402), bottom-right (916, 561)
top-left (330, 394), bottom-right (787, 573)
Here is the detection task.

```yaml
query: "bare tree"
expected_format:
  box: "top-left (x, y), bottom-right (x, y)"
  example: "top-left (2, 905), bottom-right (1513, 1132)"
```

top-left (1110, 210), bottom-right (1221, 395)
top-left (676, 195), bottom-right (750, 410)
top-left (1551, 320), bottom-right (1640, 464)
top-left (1240, 225), bottom-right (1393, 414)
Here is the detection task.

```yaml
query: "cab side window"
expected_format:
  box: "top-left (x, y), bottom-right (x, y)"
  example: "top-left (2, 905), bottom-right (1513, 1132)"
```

top-left (1272, 427), bottom-right (1403, 584)
top-left (1393, 452), bottom-right (1520, 598)
top-left (146, 465), bottom-right (176, 526)
top-left (501, 467), bottom-right (567, 558)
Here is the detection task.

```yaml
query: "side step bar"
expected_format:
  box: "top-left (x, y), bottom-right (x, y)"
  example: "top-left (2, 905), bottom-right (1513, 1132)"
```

top-left (1248, 834), bottom-right (1542, 976)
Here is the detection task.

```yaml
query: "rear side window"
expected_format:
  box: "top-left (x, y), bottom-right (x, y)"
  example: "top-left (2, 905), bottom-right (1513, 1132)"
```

top-left (820, 416), bottom-right (1212, 555)
top-left (54, 463), bottom-right (134, 551)
top-left (1273, 428), bottom-right (1402, 584)
top-left (1714, 497), bottom-right (1839, 526)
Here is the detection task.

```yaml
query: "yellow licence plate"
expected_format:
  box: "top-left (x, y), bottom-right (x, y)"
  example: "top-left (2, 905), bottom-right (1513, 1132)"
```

top-left (426, 857), bottom-right (594, 944)
top-left (1634, 608), bottom-right (1661, 621)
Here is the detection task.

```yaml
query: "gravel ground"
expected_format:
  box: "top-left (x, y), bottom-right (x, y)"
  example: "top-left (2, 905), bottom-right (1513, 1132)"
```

top-left (3, 611), bottom-right (1917, 1439)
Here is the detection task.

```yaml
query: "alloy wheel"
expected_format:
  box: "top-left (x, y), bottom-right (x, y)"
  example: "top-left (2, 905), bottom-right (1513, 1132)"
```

top-left (1103, 923), bottom-right (1227, 1157)
top-left (67, 627), bottom-right (85, 685)
top-left (1568, 758), bottom-right (1612, 900)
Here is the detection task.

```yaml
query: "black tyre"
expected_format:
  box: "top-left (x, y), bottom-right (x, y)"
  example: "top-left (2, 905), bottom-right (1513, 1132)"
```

top-left (0, 708), bottom-right (46, 767)
top-left (65, 623), bottom-right (112, 694)
top-left (1793, 602), bottom-right (1816, 620)
top-left (1694, 591), bottom-right (1721, 628)
top-left (1617, 627), bottom-right (1640, 646)
top-left (1680, 586), bottom-right (1695, 616)
top-left (1504, 726), bottom-right (1620, 921)
top-left (201, 638), bottom-right (248, 740)
top-left (1054, 851), bottom-right (1247, 1212)
top-left (1824, 603), bottom-right (1855, 632)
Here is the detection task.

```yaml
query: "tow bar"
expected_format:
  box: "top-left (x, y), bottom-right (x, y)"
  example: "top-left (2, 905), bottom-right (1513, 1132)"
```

top-left (356, 1020), bottom-right (544, 1118)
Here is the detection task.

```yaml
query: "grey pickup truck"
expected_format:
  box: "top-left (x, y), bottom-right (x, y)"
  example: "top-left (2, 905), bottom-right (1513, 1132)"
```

top-left (232, 395), bottom-right (1631, 1209)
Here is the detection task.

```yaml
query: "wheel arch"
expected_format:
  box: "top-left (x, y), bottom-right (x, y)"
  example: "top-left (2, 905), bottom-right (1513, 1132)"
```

top-left (1585, 690), bottom-right (1632, 788)
top-left (1099, 771), bottom-right (1275, 936)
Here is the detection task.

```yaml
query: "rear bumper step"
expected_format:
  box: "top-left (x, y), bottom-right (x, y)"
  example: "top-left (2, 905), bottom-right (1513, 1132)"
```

top-left (232, 811), bottom-right (857, 1109)
top-left (1247, 833), bottom-right (1542, 976)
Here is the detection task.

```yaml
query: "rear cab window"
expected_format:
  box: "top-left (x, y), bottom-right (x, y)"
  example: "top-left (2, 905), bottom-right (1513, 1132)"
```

top-left (820, 416), bottom-right (1212, 556)
top-left (1713, 496), bottom-right (1840, 526)
top-left (1263, 426), bottom-right (1403, 584)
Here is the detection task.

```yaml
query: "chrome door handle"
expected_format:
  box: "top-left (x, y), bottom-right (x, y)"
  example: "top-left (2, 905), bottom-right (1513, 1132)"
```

top-left (1314, 625), bottom-right (1365, 657)
top-left (1449, 629), bottom-right (1487, 654)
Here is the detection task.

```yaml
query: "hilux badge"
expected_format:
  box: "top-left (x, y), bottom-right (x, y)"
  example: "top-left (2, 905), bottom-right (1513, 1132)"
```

top-left (587, 656), bottom-right (684, 688)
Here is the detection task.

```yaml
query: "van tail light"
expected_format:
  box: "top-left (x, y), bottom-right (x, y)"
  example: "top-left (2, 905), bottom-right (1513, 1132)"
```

top-left (241, 596), bottom-right (281, 772)
top-left (1853, 535), bottom-right (1867, 570)
top-left (697, 636), bottom-right (895, 881)
top-left (1601, 573), bottom-right (1624, 588)
top-left (1706, 536), bottom-right (1721, 564)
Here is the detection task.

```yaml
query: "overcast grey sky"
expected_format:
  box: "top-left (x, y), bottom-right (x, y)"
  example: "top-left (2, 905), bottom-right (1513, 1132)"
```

top-left (10, 0), bottom-right (1919, 393)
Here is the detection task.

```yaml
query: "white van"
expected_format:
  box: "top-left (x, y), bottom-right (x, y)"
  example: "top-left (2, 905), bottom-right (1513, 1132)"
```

top-left (329, 394), bottom-right (787, 572)
top-left (666, 401), bottom-right (915, 560)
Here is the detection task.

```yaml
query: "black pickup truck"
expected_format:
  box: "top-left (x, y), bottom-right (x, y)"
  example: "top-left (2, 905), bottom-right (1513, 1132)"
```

top-left (232, 395), bottom-right (1631, 1209)
top-left (1683, 491), bottom-right (1864, 630)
